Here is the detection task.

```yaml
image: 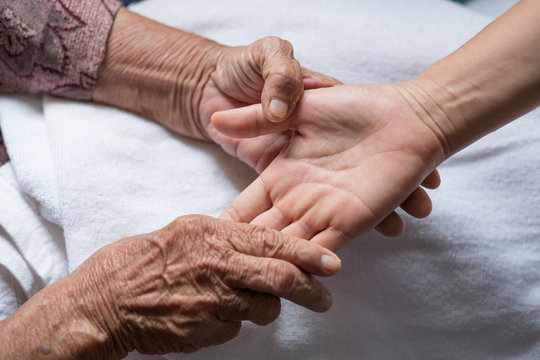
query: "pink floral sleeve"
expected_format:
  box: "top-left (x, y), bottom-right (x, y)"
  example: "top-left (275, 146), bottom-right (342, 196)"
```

top-left (0, 0), bottom-right (122, 165)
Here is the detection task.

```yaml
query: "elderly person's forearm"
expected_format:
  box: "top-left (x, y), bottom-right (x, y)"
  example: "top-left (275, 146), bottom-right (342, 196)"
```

top-left (93, 7), bottom-right (339, 171)
top-left (92, 7), bottom-right (222, 140)
top-left (0, 267), bottom-right (120, 359)
top-left (0, 1), bottom-right (338, 170)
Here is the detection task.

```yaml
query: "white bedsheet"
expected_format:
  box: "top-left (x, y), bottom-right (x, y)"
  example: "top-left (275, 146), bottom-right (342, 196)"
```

top-left (1, 0), bottom-right (540, 359)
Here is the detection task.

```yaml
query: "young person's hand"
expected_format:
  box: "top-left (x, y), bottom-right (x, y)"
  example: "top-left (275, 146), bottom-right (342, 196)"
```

top-left (213, 85), bottom-right (443, 251)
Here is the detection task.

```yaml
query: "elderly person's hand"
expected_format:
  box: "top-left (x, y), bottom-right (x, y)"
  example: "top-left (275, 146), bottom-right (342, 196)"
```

top-left (0, 215), bottom-right (340, 359)
top-left (212, 85), bottom-right (442, 251)
top-left (93, 8), bottom-right (339, 172)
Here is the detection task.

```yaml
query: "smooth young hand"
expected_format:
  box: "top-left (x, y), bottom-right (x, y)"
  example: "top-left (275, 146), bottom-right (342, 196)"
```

top-left (212, 84), bottom-right (445, 251)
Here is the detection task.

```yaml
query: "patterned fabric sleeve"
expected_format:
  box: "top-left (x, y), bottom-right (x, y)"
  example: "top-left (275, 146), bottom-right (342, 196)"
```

top-left (0, 0), bottom-right (121, 165)
top-left (0, 0), bottom-right (121, 99)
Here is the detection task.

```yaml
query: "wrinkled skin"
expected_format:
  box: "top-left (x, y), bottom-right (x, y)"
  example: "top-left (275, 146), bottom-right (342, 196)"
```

top-left (199, 37), bottom-right (340, 173)
top-left (94, 9), bottom-right (340, 174)
top-left (212, 84), bottom-right (444, 251)
top-left (84, 215), bottom-right (339, 356)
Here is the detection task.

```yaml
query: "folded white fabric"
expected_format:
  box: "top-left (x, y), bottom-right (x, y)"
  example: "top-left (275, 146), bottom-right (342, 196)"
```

top-left (2, 0), bottom-right (540, 359)
top-left (0, 160), bottom-right (66, 320)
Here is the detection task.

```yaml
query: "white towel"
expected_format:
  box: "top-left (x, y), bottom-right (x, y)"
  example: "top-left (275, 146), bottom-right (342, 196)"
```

top-left (0, 160), bottom-right (66, 319)
top-left (2, 0), bottom-right (540, 359)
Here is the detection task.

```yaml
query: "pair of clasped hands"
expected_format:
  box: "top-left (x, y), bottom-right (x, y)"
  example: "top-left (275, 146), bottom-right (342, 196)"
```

top-left (209, 66), bottom-right (442, 251)
top-left (6, 3), bottom-right (539, 357)
top-left (202, 36), bottom-right (445, 244)
top-left (82, 7), bottom-right (445, 357)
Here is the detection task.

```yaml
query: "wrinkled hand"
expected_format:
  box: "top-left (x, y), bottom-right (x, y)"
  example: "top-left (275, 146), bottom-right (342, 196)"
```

top-left (212, 84), bottom-right (445, 251)
top-left (94, 9), bottom-right (339, 173)
top-left (79, 215), bottom-right (340, 357)
top-left (199, 37), bottom-right (340, 172)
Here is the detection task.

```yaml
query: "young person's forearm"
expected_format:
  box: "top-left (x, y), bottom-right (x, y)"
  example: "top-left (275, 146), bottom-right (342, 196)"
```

top-left (401, 0), bottom-right (540, 158)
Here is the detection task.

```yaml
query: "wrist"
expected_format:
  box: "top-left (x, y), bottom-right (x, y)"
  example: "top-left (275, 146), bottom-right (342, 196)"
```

top-left (0, 268), bottom-right (123, 360)
top-left (395, 75), bottom-right (464, 160)
top-left (399, 0), bottom-right (540, 159)
top-left (93, 7), bottom-right (225, 140)
top-left (61, 250), bottom-right (131, 359)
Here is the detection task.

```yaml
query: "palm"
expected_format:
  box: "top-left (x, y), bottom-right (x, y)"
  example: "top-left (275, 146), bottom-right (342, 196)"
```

top-left (213, 85), bottom-right (444, 250)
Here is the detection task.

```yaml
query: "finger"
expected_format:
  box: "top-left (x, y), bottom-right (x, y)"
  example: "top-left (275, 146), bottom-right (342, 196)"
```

top-left (169, 319), bottom-right (241, 353)
top-left (281, 219), bottom-right (319, 240)
top-left (302, 67), bottom-right (342, 89)
top-left (421, 169), bottom-right (441, 189)
top-left (235, 133), bottom-right (291, 173)
top-left (218, 290), bottom-right (281, 326)
top-left (219, 178), bottom-right (272, 223)
top-left (277, 185), bottom-right (375, 250)
top-left (229, 222), bottom-right (341, 276)
top-left (399, 187), bottom-right (432, 219)
top-left (211, 104), bottom-right (292, 139)
top-left (256, 37), bottom-right (304, 122)
top-left (225, 254), bottom-right (334, 313)
top-left (204, 321), bottom-right (242, 348)
top-left (374, 211), bottom-right (405, 237)
top-left (250, 207), bottom-right (291, 231)
top-left (311, 227), bottom-right (350, 253)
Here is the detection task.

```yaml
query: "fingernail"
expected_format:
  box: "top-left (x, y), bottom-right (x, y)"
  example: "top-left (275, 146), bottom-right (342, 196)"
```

top-left (321, 253), bottom-right (341, 273)
top-left (321, 291), bottom-right (333, 312)
top-left (269, 98), bottom-right (288, 120)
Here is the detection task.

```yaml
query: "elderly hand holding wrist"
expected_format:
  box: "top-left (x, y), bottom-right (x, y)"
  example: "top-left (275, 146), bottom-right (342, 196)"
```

top-left (93, 8), bottom-right (339, 172)
top-left (0, 215), bottom-right (340, 359)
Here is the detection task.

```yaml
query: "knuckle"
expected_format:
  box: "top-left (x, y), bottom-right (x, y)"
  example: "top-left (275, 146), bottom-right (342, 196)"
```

top-left (269, 70), bottom-right (303, 94)
top-left (176, 219), bottom-right (235, 276)
top-left (261, 228), bottom-right (280, 256)
top-left (280, 39), bottom-right (294, 55)
top-left (178, 215), bottom-right (233, 250)
top-left (251, 226), bottom-right (286, 257)
top-left (197, 243), bottom-right (234, 280)
top-left (176, 214), bottom-right (212, 235)
top-left (221, 253), bottom-right (249, 284)
top-left (258, 36), bottom-right (296, 62)
top-left (260, 36), bottom-right (285, 50)
top-left (202, 251), bottom-right (229, 276)
top-left (262, 36), bottom-right (294, 55)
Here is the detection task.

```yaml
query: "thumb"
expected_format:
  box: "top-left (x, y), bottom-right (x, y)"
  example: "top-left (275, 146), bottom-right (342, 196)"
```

top-left (251, 37), bottom-right (304, 123)
top-left (211, 104), bottom-right (293, 138)
top-left (302, 67), bottom-right (343, 90)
